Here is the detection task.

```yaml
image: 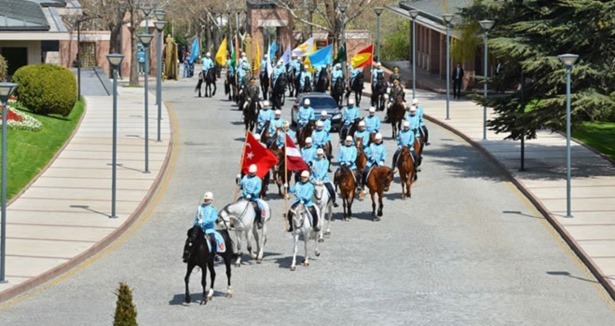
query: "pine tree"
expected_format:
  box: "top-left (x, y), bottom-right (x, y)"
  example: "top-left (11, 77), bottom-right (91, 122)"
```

top-left (113, 282), bottom-right (137, 326)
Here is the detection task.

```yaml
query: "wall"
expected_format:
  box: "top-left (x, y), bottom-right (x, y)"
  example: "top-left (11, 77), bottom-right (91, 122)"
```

top-left (0, 40), bottom-right (42, 65)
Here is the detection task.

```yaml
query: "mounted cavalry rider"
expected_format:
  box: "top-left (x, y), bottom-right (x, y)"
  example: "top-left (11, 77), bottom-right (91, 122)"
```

top-left (340, 97), bottom-right (359, 140)
top-left (335, 136), bottom-right (360, 186)
top-left (391, 120), bottom-right (417, 170)
top-left (201, 52), bottom-right (214, 76)
top-left (297, 98), bottom-right (315, 129)
top-left (244, 77), bottom-right (260, 109)
top-left (300, 65), bottom-right (313, 91)
top-left (268, 109), bottom-right (284, 138)
top-left (193, 192), bottom-right (220, 255)
top-left (256, 100), bottom-right (274, 134)
top-left (412, 98), bottom-right (430, 145)
top-left (301, 137), bottom-right (317, 166)
top-left (226, 58), bottom-right (235, 79)
top-left (406, 105), bottom-right (421, 137)
top-left (318, 110), bottom-right (332, 134)
top-left (272, 60), bottom-right (286, 87)
top-left (276, 121), bottom-right (296, 148)
top-left (389, 66), bottom-right (401, 85)
top-left (364, 106), bottom-right (381, 135)
top-left (349, 65), bottom-right (362, 88)
top-left (311, 148), bottom-right (339, 207)
top-left (237, 164), bottom-right (267, 229)
top-left (361, 133), bottom-right (386, 194)
top-left (285, 170), bottom-right (320, 232)
top-left (331, 63), bottom-right (344, 90)
top-left (371, 62), bottom-right (384, 90)
top-left (354, 120), bottom-right (370, 149)
top-left (289, 55), bottom-right (301, 75)
top-left (385, 79), bottom-right (405, 122)
top-left (314, 65), bottom-right (325, 82)
top-left (237, 62), bottom-right (248, 89)
top-left (239, 52), bottom-right (250, 69)
top-left (260, 54), bottom-right (269, 76)
top-left (312, 120), bottom-right (330, 150)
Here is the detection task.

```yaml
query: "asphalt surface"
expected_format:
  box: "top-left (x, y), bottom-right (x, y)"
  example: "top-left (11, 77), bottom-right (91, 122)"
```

top-left (1, 78), bottom-right (614, 325)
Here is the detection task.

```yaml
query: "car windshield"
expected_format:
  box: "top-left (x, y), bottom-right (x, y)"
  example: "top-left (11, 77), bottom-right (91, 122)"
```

top-left (304, 96), bottom-right (337, 108)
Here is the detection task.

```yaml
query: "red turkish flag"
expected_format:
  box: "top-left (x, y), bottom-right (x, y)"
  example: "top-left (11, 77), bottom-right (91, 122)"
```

top-left (241, 132), bottom-right (279, 178)
top-left (285, 134), bottom-right (309, 171)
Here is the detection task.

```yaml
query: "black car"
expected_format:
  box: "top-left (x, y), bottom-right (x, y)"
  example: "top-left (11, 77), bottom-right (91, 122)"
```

top-left (291, 92), bottom-right (342, 132)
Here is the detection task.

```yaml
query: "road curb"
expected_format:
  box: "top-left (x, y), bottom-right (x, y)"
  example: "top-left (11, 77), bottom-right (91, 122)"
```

top-left (424, 113), bottom-right (615, 301)
top-left (0, 100), bottom-right (176, 304)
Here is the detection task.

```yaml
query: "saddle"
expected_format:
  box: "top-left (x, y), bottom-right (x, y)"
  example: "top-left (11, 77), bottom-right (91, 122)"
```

top-left (204, 232), bottom-right (226, 254)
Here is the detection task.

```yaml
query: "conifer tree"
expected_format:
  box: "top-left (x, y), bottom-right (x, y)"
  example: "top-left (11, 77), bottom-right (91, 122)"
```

top-left (113, 282), bottom-right (138, 326)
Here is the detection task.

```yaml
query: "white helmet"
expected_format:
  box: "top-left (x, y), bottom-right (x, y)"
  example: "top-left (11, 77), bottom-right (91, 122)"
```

top-left (358, 121), bottom-right (366, 127)
top-left (203, 192), bottom-right (214, 201)
top-left (376, 62), bottom-right (381, 67)
top-left (283, 120), bottom-right (290, 127)
top-left (335, 63), bottom-right (341, 69)
top-left (264, 54), bottom-right (268, 58)
top-left (248, 164), bottom-right (257, 173)
top-left (316, 148), bottom-right (324, 155)
top-left (315, 120), bottom-right (324, 127)
top-left (304, 65), bottom-right (310, 70)
top-left (348, 98), bottom-right (355, 105)
top-left (402, 121), bottom-right (410, 128)
top-left (262, 100), bottom-right (271, 108)
top-left (345, 136), bottom-right (353, 143)
top-left (304, 99), bottom-right (311, 106)
top-left (241, 52), bottom-right (246, 57)
top-left (275, 109), bottom-right (282, 115)
top-left (277, 60), bottom-right (284, 66)
top-left (412, 98), bottom-right (419, 105)
top-left (375, 133), bottom-right (383, 140)
top-left (321, 110), bottom-right (328, 116)
top-left (410, 106), bottom-right (417, 112)
top-left (369, 107), bottom-right (376, 113)
top-left (254, 133), bottom-right (262, 141)
top-left (205, 52), bottom-right (211, 57)
top-left (301, 170), bottom-right (310, 178)
top-left (305, 137), bottom-right (313, 144)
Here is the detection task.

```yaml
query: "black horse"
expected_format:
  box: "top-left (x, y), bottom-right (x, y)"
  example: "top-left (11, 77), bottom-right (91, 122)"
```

top-left (225, 71), bottom-right (237, 102)
top-left (259, 70), bottom-right (269, 100)
top-left (371, 73), bottom-right (387, 111)
top-left (331, 78), bottom-right (345, 108)
top-left (346, 71), bottom-right (364, 105)
top-left (301, 75), bottom-right (313, 93)
top-left (244, 95), bottom-right (260, 132)
top-left (183, 225), bottom-right (235, 304)
top-left (315, 69), bottom-right (329, 93)
top-left (195, 69), bottom-right (217, 98)
top-left (271, 73), bottom-right (287, 110)
top-left (287, 68), bottom-right (297, 98)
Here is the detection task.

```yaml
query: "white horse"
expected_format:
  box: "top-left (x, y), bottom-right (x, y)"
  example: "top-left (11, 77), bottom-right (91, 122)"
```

top-left (218, 198), bottom-right (271, 266)
top-left (289, 202), bottom-right (320, 271)
top-left (313, 181), bottom-right (333, 240)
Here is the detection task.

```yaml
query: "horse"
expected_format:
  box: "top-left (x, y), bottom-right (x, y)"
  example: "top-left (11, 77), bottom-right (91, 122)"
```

top-left (346, 71), bottom-right (364, 105)
top-left (272, 147), bottom-right (292, 197)
top-left (389, 93), bottom-right (406, 138)
top-left (225, 71), bottom-right (237, 101)
top-left (259, 70), bottom-right (269, 100)
top-left (218, 198), bottom-right (271, 265)
top-left (243, 96), bottom-right (260, 132)
top-left (314, 181), bottom-right (333, 238)
top-left (287, 68), bottom-right (300, 98)
top-left (364, 166), bottom-right (396, 221)
top-left (331, 78), bottom-right (345, 108)
top-left (298, 120), bottom-right (315, 148)
top-left (341, 118), bottom-right (362, 143)
top-left (260, 120), bottom-right (271, 145)
top-left (301, 76), bottom-right (313, 93)
top-left (355, 138), bottom-right (368, 176)
top-left (195, 69), bottom-right (217, 98)
top-left (336, 164), bottom-right (357, 220)
top-left (288, 202), bottom-right (321, 271)
top-left (397, 146), bottom-right (416, 199)
top-left (371, 73), bottom-right (387, 111)
top-left (271, 73), bottom-right (287, 110)
top-left (182, 225), bottom-right (234, 304)
top-left (315, 69), bottom-right (329, 93)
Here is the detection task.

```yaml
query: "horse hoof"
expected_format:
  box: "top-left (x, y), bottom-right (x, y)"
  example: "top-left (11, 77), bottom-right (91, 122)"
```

top-left (315, 251), bottom-right (321, 257)
top-left (290, 266), bottom-right (296, 271)
top-left (373, 216), bottom-right (381, 222)
top-left (324, 230), bottom-right (331, 236)
top-left (235, 263), bottom-right (241, 267)
top-left (200, 300), bottom-right (206, 305)
top-left (318, 238), bottom-right (324, 243)
top-left (303, 262), bottom-right (309, 266)
top-left (207, 296), bottom-right (213, 302)
top-left (182, 302), bottom-right (191, 306)
top-left (377, 212), bottom-right (383, 217)
top-left (256, 259), bottom-right (262, 264)
top-left (226, 292), bottom-right (233, 298)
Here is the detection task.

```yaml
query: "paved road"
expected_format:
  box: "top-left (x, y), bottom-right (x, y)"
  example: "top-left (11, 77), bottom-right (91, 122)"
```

top-left (1, 78), bottom-right (614, 325)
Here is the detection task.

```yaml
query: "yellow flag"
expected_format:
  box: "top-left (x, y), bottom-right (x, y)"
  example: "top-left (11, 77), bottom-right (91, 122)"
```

top-left (215, 37), bottom-right (228, 66)
top-left (253, 40), bottom-right (261, 72)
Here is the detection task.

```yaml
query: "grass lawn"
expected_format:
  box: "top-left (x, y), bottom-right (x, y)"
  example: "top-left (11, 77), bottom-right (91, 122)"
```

top-left (1, 100), bottom-right (85, 200)
top-left (572, 121), bottom-right (615, 160)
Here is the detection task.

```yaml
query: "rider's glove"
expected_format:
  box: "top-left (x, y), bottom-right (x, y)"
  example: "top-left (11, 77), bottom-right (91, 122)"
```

top-left (246, 194), bottom-right (252, 200)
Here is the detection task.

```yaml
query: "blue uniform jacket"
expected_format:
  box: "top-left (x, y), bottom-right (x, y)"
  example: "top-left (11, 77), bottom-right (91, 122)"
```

top-left (319, 118), bottom-right (332, 133)
top-left (194, 204), bottom-right (218, 234)
top-left (371, 68), bottom-right (384, 84)
top-left (354, 129), bottom-right (370, 148)
top-left (416, 106), bottom-right (426, 127)
top-left (406, 113), bottom-right (421, 134)
top-left (331, 69), bottom-right (343, 85)
top-left (260, 60), bottom-right (268, 72)
top-left (137, 51), bottom-right (145, 63)
top-left (201, 57), bottom-right (214, 71)
top-left (396, 129), bottom-right (416, 149)
top-left (311, 129), bottom-right (330, 147)
top-left (272, 66), bottom-right (285, 82)
top-left (297, 107), bottom-right (315, 125)
top-left (350, 68), bottom-right (361, 79)
top-left (257, 109), bottom-right (274, 130)
top-left (289, 181), bottom-right (315, 207)
top-left (269, 118), bottom-right (284, 135)
top-left (301, 146), bottom-right (317, 165)
top-left (366, 143), bottom-right (386, 166)
top-left (276, 130), bottom-right (296, 148)
top-left (364, 115), bottom-right (381, 133)
top-left (238, 68), bottom-right (247, 84)
top-left (226, 63), bottom-right (235, 76)
top-left (311, 157), bottom-right (331, 183)
top-left (342, 106), bottom-right (359, 126)
top-left (240, 175), bottom-right (262, 198)
top-left (338, 145), bottom-right (357, 169)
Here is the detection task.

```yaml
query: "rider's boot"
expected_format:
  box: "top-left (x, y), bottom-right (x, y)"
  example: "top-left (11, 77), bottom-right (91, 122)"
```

top-left (309, 206), bottom-right (320, 232)
top-left (286, 212), bottom-right (293, 232)
top-left (254, 204), bottom-right (263, 229)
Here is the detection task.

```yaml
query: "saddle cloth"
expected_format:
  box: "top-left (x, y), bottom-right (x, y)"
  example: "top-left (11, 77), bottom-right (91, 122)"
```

top-left (205, 232), bottom-right (226, 253)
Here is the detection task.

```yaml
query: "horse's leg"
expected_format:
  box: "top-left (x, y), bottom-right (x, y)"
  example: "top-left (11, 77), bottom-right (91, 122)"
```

top-left (247, 224), bottom-right (256, 260)
top-left (212, 81), bottom-right (217, 96)
top-left (377, 191), bottom-right (384, 217)
top-left (326, 202), bottom-right (333, 236)
top-left (400, 174), bottom-right (406, 200)
top-left (234, 230), bottom-right (243, 267)
top-left (303, 227), bottom-right (310, 266)
top-left (370, 191), bottom-right (377, 218)
top-left (256, 222), bottom-right (265, 262)
top-left (184, 264), bottom-right (195, 304)
top-left (291, 233), bottom-right (298, 271)
top-left (206, 259), bottom-right (215, 302)
top-left (200, 263), bottom-right (207, 304)
top-left (342, 197), bottom-right (347, 220)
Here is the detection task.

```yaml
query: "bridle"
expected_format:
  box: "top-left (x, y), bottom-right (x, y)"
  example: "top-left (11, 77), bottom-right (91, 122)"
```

top-left (220, 200), bottom-right (251, 229)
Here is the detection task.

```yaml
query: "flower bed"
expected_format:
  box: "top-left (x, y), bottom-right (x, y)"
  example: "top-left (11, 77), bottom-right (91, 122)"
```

top-left (0, 97), bottom-right (42, 131)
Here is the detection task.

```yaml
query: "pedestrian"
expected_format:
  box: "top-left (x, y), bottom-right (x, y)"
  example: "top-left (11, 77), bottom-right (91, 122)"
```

top-left (452, 63), bottom-right (464, 99)
top-left (137, 47), bottom-right (146, 75)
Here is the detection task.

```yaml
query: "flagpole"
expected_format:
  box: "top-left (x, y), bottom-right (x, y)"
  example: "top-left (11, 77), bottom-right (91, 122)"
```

top-left (284, 134), bottom-right (289, 231)
top-left (233, 130), bottom-right (250, 201)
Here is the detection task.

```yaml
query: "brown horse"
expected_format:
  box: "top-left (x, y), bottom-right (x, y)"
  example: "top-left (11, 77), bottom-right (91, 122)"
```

top-left (397, 147), bottom-right (416, 199)
top-left (298, 120), bottom-right (315, 148)
top-left (389, 94), bottom-right (406, 138)
top-left (271, 147), bottom-right (292, 197)
top-left (413, 137), bottom-right (423, 168)
top-left (365, 166), bottom-right (396, 221)
top-left (337, 165), bottom-right (358, 220)
top-left (355, 139), bottom-right (368, 183)
top-left (260, 120), bottom-right (271, 145)
top-left (342, 118), bottom-right (362, 143)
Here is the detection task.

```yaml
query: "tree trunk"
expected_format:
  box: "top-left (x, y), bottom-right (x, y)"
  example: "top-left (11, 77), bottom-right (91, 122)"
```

top-left (129, 5), bottom-right (139, 87)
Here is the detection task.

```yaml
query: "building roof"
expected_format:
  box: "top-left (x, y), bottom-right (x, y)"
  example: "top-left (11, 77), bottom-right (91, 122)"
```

top-left (399, 0), bottom-right (472, 20)
top-left (0, 0), bottom-right (50, 31)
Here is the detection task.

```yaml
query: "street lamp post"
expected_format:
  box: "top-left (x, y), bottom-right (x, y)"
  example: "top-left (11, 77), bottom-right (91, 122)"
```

top-left (308, 3), bottom-right (316, 36)
top-left (559, 53), bottom-right (579, 218)
top-left (154, 11), bottom-right (167, 143)
top-left (478, 20), bottom-right (495, 140)
top-left (0, 82), bottom-right (18, 283)
top-left (106, 54), bottom-right (124, 219)
top-left (442, 14), bottom-right (453, 120)
top-left (339, 4), bottom-right (347, 81)
top-left (408, 10), bottom-right (419, 99)
top-left (138, 34), bottom-right (153, 173)
top-left (76, 14), bottom-right (100, 100)
top-left (374, 7), bottom-right (383, 62)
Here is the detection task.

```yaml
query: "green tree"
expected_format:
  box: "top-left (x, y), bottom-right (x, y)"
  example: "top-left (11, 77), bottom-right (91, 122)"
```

top-left (381, 19), bottom-right (410, 61)
top-left (113, 282), bottom-right (137, 326)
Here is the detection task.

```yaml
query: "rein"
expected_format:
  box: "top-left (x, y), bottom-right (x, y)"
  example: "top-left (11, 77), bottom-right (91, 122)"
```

top-left (222, 201), bottom-right (252, 228)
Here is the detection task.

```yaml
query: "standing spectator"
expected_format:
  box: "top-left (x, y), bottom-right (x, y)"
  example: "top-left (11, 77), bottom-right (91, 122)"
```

top-left (452, 63), bottom-right (464, 99)
top-left (137, 47), bottom-right (146, 75)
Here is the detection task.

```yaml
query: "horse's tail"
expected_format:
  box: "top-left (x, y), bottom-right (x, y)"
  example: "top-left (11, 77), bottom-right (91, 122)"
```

top-left (218, 229), bottom-right (238, 259)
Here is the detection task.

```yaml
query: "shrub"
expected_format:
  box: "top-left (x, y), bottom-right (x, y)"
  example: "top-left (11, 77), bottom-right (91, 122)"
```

top-left (0, 55), bottom-right (7, 81)
top-left (113, 282), bottom-right (138, 326)
top-left (12, 64), bottom-right (77, 116)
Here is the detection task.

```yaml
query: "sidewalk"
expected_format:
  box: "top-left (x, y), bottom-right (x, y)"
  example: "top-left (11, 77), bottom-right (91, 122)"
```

top-left (0, 87), bottom-right (172, 302)
top-left (365, 83), bottom-right (615, 299)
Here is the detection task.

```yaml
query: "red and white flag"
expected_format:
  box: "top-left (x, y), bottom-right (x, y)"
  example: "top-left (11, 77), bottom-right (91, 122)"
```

top-left (285, 134), bottom-right (309, 171)
top-left (241, 132), bottom-right (279, 178)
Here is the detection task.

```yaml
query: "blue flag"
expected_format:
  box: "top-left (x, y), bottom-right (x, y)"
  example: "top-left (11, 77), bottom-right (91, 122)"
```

top-left (189, 37), bottom-right (199, 64)
top-left (307, 44), bottom-right (333, 68)
top-left (281, 45), bottom-right (291, 65)
top-left (269, 41), bottom-right (278, 62)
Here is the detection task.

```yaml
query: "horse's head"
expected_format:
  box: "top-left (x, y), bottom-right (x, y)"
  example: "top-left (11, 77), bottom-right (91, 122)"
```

top-left (183, 225), bottom-right (203, 263)
top-left (313, 181), bottom-right (325, 204)
top-left (382, 167), bottom-right (397, 192)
